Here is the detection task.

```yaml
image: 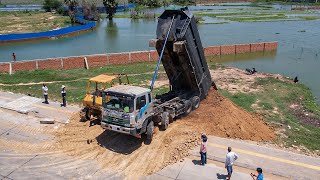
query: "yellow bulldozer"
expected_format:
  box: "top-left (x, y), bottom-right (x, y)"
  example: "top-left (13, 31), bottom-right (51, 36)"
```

top-left (80, 74), bottom-right (129, 121)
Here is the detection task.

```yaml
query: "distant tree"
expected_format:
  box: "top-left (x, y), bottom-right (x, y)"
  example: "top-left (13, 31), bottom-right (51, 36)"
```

top-left (103, 0), bottom-right (118, 20)
top-left (64, 0), bottom-right (78, 23)
top-left (81, 0), bottom-right (90, 20)
top-left (43, 0), bottom-right (63, 12)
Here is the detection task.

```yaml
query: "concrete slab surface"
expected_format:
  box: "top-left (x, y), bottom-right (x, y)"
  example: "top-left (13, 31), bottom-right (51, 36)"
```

top-left (191, 136), bottom-right (320, 179)
top-left (0, 153), bottom-right (35, 177)
top-left (146, 158), bottom-right (256, 180)
top-left (0, 91), bottom-right (79, 125)
top-left (0, 96), bottom-right (41, 114)
top-left (156, 161), bottom-right (185, 179)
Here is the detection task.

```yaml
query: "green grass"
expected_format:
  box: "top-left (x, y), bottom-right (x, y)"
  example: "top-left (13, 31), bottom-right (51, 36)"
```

top-left (219, 90), bottom-right (258, 112)
top-left (0, 62), bottom-right (159, 104)
top-left (0, 11), bottom-right (70, 34)
top-left (224, 77), bottom-right (320, 152)
top-left (298, 16), bottom-right (320, 21)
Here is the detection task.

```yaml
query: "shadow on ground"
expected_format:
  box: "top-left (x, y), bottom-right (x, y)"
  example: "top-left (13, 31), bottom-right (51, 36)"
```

top-left (96, 130), bottom-right (144, 155)
top-left (216, 173), bottom-right (228, 179)
top-left (192, 159), bottom-right (202, 165)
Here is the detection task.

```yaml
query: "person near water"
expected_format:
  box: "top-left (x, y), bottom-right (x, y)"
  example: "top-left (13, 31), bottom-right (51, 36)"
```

top-left (225, 147), bottom-right (238, 180)
top-left (61, 85), bottom-right (67, 107)
top-left (200, 133), bottom-right (208, 165)
top-left (294, 76), bottom-right (299, 83)
top-left (12, 53), bottom-right (16, 62)
top-left (42, 84), bottom-right (49, 104)
top-left (251, 168), bottom-right (264, 180)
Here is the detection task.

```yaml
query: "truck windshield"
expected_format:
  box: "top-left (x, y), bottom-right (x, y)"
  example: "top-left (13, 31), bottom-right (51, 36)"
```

top-left (104, 95), bottom-right (134, 113)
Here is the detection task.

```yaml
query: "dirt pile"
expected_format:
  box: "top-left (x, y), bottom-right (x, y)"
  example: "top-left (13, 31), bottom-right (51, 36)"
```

top-left (183, 89), bottom-right (275, 141)
top-left (50, 88), bottom-right (274, 178)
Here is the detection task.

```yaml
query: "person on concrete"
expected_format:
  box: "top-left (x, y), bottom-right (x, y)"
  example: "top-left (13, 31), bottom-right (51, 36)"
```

top-left (250, 168), bottom-right (264, 180)
top-left (225, 146), bottom-right (238, 180)
top-left (61, 85), bottom-right (67, 107)
top-left (199, 133), bottom-right (208, 165)
top-left (42, 84), bottom-right (49, 104)
top-left (12, 53), bottom-right (16, 62)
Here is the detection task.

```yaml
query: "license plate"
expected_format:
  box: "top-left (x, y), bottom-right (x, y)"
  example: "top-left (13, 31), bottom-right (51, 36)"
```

top-left (111, 126), bottom-right (117, 131)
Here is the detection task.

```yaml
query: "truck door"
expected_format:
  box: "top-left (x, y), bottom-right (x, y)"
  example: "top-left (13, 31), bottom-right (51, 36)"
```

top-left (136, 94), bottom-right (149, 121)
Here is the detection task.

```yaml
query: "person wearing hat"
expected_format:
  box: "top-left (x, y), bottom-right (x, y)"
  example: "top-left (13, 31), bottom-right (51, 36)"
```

top-left (42, 84), bottom-right (49, 104)
top-left (250, 168), bottom-right (264, 180)
top-left (199, 133), bottom-right (208, 165)
top-left (61, 85), bottom-right (67, 107)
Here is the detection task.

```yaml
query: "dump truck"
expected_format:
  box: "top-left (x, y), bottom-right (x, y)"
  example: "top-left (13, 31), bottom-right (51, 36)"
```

top-left (81, 74), bottom-right (129, 121)
top-left (101, 7), bottom-right (213, 141)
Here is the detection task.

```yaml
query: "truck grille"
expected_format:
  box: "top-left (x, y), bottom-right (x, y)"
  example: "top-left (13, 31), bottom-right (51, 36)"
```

top-left (103, 117), bottom-right (129, 126)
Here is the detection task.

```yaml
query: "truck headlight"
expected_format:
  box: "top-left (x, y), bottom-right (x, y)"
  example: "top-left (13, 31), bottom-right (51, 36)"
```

top-left (122, 114), bottom-right (130, 120)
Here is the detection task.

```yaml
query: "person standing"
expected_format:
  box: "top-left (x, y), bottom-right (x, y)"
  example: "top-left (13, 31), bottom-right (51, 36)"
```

top-left (199, 133), bottom-right (208, 165)
top-left (61, 85), bottom-right (67, 107)
top-left (42, 84), bottom-right (49, 104)
top-left (12, 53), bottom-right (16, 62)
top-left (225, 147), bottom-right (238, 180)
top-left (251, 168), bottom-right (264, 180)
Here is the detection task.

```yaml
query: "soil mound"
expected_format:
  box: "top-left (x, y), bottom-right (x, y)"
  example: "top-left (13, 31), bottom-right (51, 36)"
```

top-left (183, 89), bottom-right (275, 141)
top-left (52, 89), bottom-right (274, 178)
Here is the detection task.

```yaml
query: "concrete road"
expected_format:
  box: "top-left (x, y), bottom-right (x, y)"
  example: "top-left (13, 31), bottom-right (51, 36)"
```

top-left (189, 136), bottom-right (320, 180)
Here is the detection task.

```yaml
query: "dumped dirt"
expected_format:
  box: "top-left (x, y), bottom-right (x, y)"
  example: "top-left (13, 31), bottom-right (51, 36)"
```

top-left (49, 89), bottom-right (274, 178)
top-left (211, 67), bottom-right (285, 94)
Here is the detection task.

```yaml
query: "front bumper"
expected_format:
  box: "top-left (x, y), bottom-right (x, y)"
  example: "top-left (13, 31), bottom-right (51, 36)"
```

top-left (101, 122), bottom-right (141, 138)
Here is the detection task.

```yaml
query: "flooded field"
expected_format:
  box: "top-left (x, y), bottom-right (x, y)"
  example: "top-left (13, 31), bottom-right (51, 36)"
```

top-left (0, 3), bottom-right (319, 102)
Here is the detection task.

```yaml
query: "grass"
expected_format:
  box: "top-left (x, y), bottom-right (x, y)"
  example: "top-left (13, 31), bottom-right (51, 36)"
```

top-left (0, 62), bottom-right (159, 104)
top-left (222, 77), bottom-right (320, 152)
top-left (219, 90), bottom-right (258, 112)
top-left (0, 11), bottom-right (70, 34)
top-left (195, 5), bottom-right (320, 22)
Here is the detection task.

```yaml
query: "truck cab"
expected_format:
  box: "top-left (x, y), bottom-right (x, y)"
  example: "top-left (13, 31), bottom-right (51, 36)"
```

top-left (101, 85), bottom-right (154, 138)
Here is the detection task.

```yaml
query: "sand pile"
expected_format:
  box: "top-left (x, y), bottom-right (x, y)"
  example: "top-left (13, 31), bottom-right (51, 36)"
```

top-left (51, 88), bottom-right (274, 178)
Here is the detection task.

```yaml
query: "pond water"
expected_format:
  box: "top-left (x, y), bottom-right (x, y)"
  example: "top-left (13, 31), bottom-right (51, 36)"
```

top-left (0, 4), bottom-right (319, 103)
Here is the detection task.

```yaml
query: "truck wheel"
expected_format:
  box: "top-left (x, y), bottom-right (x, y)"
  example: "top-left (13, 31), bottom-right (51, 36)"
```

top-left (191, 96), bottom-right (200, 110)
top-left (184, 100), bottom-right (192, 116)
top-left (161, 112), bottom-right (169, 130)
top-left (146, 121), bottom-right (154, 141)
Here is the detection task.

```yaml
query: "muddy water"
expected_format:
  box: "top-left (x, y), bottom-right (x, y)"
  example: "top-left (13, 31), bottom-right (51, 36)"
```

top-left (0, 6), bottom-right (319, 102)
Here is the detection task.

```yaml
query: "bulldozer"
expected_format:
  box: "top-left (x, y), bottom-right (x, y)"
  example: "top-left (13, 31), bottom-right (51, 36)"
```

top-left (81, 74), bottom-right (129, 121)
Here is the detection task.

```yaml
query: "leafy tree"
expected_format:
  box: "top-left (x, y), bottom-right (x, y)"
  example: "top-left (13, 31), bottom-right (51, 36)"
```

top-left (43, 0), bottom-right (63, 12)
top-left (64, 0), bottom-right (78, 23)
top-left (103, 0), bottom-right (118, 20)
top-left (129, 0), bottom-right (160, 7)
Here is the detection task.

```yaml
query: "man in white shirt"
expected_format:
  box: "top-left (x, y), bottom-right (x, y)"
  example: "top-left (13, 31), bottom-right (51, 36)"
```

top-left (42, 84), bottom-right (49, 104)
top-left (225, 147), bottom-right (238, 180)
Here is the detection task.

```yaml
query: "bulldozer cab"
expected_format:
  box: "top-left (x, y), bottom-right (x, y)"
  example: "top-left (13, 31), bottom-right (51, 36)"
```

top-left (83, 74), bottom-right (130, 109)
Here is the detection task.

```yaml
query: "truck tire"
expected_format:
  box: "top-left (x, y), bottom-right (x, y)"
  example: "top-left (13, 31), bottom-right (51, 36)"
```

top-left (184, 100), bottom-right (192, 116)
top-left (191, 96), bottom-right (200, 110)
top-left (146, 121), bottom-right (154, 141)
top-left (161, 112), bottom-right (169, 130)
